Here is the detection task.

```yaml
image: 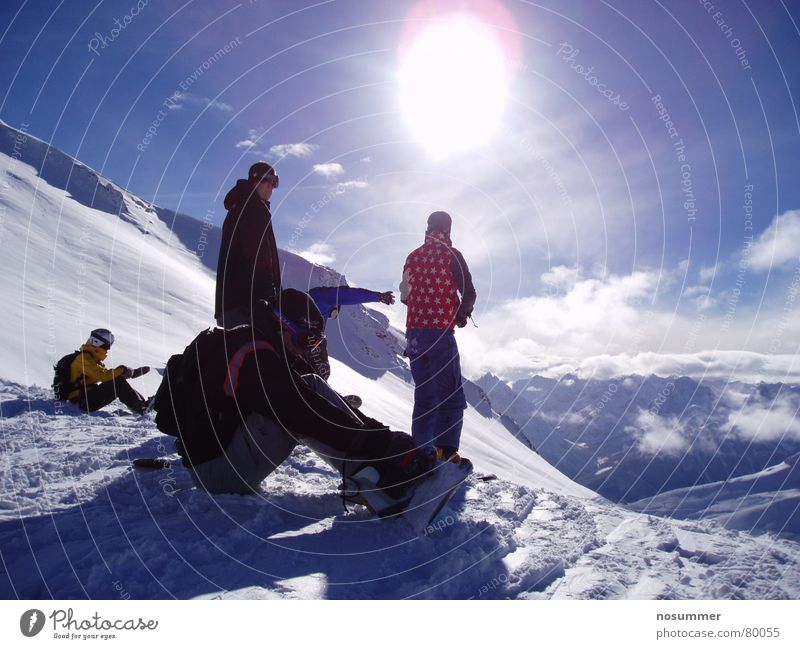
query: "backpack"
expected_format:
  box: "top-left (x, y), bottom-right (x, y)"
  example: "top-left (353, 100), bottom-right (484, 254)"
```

top-left (53, 351), bottom-right (81, 401)
top-left (152, 353), bottom-right (187, 438)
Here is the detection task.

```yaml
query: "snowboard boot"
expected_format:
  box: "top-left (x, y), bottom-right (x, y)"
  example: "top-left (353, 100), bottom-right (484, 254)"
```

top-left (340, 445), bottom-right (438, 518)
top-left (436, 446), bottom-right (470, 465)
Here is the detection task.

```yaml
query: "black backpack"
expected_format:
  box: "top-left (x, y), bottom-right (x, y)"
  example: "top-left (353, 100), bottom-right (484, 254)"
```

top-left (53, 351), bottom-right (82, 401)
top-left (152, 353), bottom-right (187, 438)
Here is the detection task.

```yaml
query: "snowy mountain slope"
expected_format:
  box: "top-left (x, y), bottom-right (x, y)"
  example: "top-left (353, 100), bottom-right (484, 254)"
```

top-left (476, 373), bottom-right (800, 507)
top-left (0, 120), bottom-right (216, 394)
top-left (629, 454), bottom-right (800, 541)
top-left (1, 381), bottom-right (798, 599)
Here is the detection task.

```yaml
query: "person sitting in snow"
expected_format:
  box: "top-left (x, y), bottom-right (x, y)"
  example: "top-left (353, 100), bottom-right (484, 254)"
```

top-left (54, 328), bottom-right (151, 415)
top-left (156, 289), bottom-right (439, 514)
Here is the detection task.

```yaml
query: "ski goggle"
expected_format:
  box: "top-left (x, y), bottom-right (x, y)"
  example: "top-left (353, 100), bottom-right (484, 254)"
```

top-left (273, 311), bottom-right (325, 350)
top-left (257, 173), bottom-right (279, 187)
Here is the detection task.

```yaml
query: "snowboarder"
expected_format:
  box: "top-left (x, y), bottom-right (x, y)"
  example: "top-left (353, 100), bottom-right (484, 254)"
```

top-left (53, 328), bottom-right (151, 415)
top-left (158, 288), bottom-right (464, 519)
top-left (400, 211), bottom-right (476, 464)
top-left (214, 161), bottom-right (282, 328)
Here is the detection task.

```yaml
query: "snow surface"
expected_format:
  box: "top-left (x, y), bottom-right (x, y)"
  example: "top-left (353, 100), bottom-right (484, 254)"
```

top-left (1, 120), bottom-right (799, 599)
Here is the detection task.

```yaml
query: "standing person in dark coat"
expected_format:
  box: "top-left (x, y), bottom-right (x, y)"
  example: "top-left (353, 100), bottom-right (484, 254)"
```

top-left (215, 162), bottom-right (282, 327)
top-left (400, 211), bottom-right (476, 464)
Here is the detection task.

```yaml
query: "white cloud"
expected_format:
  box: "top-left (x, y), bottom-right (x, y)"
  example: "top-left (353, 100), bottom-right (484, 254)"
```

top-left (682, 285), bottom-right (715, 310)
top-left (749, 209), bottom-right (800, 272)
top-left (360, 156), bottom-right (372, 163)
top-left (171, 92), bottom-right (232, 112)
top-left (626, 410), bottom-right (688, 457)
top-left (270, 143), bottom-right (318, 158)
top-left (290, 242), bottom-right (336, 266)
top-left (698, 264), bottom-right (717, 283)
top-left (727, 394), bottom-right (800, 443)
top-left (313, 163), bottom-right (345, 178)
top-left (335, 180), bottom-right (369, 194)
top-left (235, 138), bottom-right (257, 149)
top-left (540, 265), bottom-right (580, 292)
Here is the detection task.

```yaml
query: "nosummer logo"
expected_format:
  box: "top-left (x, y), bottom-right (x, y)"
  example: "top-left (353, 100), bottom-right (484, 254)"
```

top-left (20, 609), bottom-right (46, 637)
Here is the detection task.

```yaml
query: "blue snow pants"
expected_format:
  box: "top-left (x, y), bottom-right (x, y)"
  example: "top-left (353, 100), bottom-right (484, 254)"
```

top-left (406, 328), bottom-right (467, 450)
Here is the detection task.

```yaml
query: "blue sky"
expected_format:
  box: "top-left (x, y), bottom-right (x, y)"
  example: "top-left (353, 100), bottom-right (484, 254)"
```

top-left (2, 0), bottom-right (800, 378)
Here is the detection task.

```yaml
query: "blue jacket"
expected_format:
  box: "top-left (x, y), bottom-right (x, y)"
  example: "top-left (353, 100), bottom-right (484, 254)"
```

top-left (309, 286), bottom-right (382, 320)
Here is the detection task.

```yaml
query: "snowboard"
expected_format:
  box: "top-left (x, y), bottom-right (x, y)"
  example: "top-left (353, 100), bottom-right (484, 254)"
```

top-left (132, 458), bottom-right (171, 469)
top-left (399, 460), bottom-right (473, 534)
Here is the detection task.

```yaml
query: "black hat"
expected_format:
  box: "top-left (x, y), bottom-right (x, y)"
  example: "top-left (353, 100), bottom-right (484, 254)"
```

top-left (426, 210), bottom-right (452, 234)
top-left (274, 289), bottom-right (324, 334)
top-left (248, 161), bottom-right (279, 186)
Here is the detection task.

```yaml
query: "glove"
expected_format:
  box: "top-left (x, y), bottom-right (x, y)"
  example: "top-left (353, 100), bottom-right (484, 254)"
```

top-left (129, 366), bottom-right (151, 379)
top-left (119, 365), bottom-right (132, 379)
top-left (455, 313), bottom-right (469, 328)
top-left (380, 291), bottom-right (395, 305)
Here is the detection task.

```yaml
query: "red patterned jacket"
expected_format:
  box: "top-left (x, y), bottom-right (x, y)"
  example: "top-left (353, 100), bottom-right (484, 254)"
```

top-left (401, 230), bottom-right (476, 330)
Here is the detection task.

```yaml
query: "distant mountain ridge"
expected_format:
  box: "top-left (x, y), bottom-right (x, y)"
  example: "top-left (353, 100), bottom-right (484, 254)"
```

top-left (474, 371), bottom-right (800, 529)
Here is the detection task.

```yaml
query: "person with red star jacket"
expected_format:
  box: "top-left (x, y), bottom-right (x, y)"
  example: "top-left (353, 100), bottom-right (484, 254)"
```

top-left (400, 211), bottom-right (476, 464)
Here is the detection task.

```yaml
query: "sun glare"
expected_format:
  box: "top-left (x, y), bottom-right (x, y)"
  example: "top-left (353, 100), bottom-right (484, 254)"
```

top-left (398, 14), bottom-right (510, 159)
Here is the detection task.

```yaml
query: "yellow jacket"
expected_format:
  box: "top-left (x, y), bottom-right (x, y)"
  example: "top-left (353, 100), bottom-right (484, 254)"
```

top-left (67, 344), bottom-right (128, 400)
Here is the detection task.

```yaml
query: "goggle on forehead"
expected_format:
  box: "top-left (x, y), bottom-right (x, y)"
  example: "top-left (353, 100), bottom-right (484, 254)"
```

top-left (258, 173), bottom-right (279, 187)
top-left (274, 311), bottom-right (325, 350)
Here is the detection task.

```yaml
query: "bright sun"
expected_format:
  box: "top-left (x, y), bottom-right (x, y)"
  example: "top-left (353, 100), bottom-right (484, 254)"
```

top-left (399, 14), bottom-right (510, 159)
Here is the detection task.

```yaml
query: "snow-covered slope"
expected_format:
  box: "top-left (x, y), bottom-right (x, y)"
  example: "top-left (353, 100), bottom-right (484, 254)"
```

top-left (629, 454), bottom-right (800, 541)
top-left (1, 121), bottom-right (799, 599)
top-left (2, 381), bottom-right (799, 599)
top-left (0, 119), bottom-right (215, 395)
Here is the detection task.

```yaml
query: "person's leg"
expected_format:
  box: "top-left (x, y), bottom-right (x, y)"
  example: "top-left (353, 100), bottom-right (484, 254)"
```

top-left (407, 332), bottom-right (439, 447)
top-left (300, 373), bottom-right (361, 424)
top-left (75, 381), bottom-right (119, 412)
top-left (110, 377), bottom-right (147, 414)
top-left (188, 413), bottom-right (298, 494)
top-left (429, 333), bottom-right (467, 451)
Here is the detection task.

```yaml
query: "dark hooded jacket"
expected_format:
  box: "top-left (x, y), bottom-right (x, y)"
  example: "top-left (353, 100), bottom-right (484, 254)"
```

top-left (214, 180), bottom-right (282, 322)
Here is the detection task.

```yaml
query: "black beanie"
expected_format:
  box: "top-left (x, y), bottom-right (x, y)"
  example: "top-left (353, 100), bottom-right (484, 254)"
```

top-left (274, 289), bottom-right (325, 334)
top-left (248, 161), bottom-right (278, 183)
top-left (426, 210), bottom-right (452, 234)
